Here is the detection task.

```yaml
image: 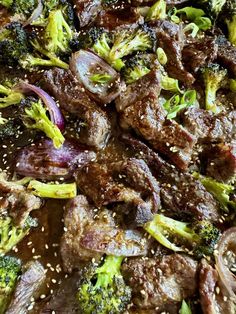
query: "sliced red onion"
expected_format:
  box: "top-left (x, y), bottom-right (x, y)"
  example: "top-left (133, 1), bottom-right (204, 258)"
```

top-left (23, 0), bottom-right (43, 27)
top-left (15, 139), bottom-right (96, 181)
top-left (215, 227), bottom-right (236, 300)
top-left (15, 81), bottom-right (65, 130)
top-left (70, 50), bottom-right (123, 105)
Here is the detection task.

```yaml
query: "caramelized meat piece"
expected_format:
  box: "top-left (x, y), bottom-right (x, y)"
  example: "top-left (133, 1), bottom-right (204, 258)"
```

top-left (96, 5), bottom-right (141, 30)
top-left (122, 135), bottom-right (220, 222)
top-left (199, 260), bottom-right (235, 314)
top-left (6, 261), bottom-right (46, 314)
top-left (116, 71), bottom-right (196, 170)
top-left (60, 195), bottom-right (148, 273)
top-left (72, 0), bottom-right (102, 27)
top-left (217, 36), bottom-right (236, 76)
top-left (151, 20), bottom-right (195, 85)
top-left (41, 272), bottom-right (81, 313)
top-left (183, 36), bottom-right (218, 73)
top-left (202, 143), bottom-right (236, 183)
top-left (42, 68), bottom-right (111, 149)
top-left (15, 139), bottom-right (96, 181)
top-left (122, 254), bottom-right (198, 312)
top-left (182, 107), bottom-right (236, 143)
top-left (75, 159), bottom-right (160, 225)
top-left (0, 173), bottom-right (42, 226)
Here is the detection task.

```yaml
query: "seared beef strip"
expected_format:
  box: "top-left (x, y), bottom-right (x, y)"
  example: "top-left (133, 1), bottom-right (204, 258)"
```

top-left (42, 68), bottom-right (111, 149)
top-left (122, 135), bottom-right (220, 222)
top-left (41, 272), bottom-right (81, 313)
top-left (202, 143), bottom-right (236, 183)
top-left (15, 139), bottom-right (96, 181)
top-left (150, 20), bottom-right (195, 85)
top-left (122, 254), bottom-right (198, 313)
top-left (182, 36), bottom-right (218, 73)
top-left (60, 195), bottom-right (148, 273)
top-left (75, 159), bottom-right (160, 225)
top-left (182, 107), bottom-right (236, 143)
top-left (0, 173), bottom-right (42, 226)
top-left (96, 4), bottom-right (142, 30)
top-left (217, 36), bottom-right (236, 77)
top-left (72, 0), bottom-right (102, 27)
top-left (6, 261), bottom-right (46, 314)
top-left (116, 70), bottom-right (196, 170)
top-left (199, 259), bottom-right (235, 314)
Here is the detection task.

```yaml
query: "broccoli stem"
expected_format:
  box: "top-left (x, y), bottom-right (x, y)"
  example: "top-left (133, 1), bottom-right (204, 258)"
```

top-left (145, 0), bottom-right (166, 21)
top-left (24, 100), bottom-right (65, 149)
top-left (27, 180), bottom-right (77, 199)
top-left (0, 216), bottom-right (32, 254)
top-left (226, 15), bottom-right (236, 46)
top-left (0, 0), bottom-right (13, 8)
top-left (144, 214), bottom-right (199, 252)
top-left (95, 256), bottom-right (123, 288)
top-left (0, 84), bottom-right (24, 108)
top-left (45, 9), bottom-right (73, 54)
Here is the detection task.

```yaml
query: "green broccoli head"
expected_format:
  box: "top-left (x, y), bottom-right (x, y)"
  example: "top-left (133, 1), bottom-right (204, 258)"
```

top-left (201, 63), bottom-right (227, 113)
top-left (19, 38), bottom-right (69, 70)
top-left (0, 119), bottom-right (17, 140)
top-left (0, 22), bottom-right (30, 66)
top-left (195, 0), bottom-right (226, 18)
top-left (222, 1), bottom-right (236, 46)
top-left (144, 214), bottom-right (220, 257)
top-left (145, 0), bottom-right (167, 21)
top-left (0, 215), bottom-right (37, 255)
top-left (109, 25), bottom-right (155, 65)
top-left (0, 255), bottom-right (21, 314)
top-left (0, 80), bottom-right (24, 108)
top-left (71, 27), bottom-right (107, 51)
top-left (44, 8), bottom-right (73, 57)
top-left (192, 220), bottom-right (220, 257)
top-left (0, 0), bottom-right (12, 8)
top-left (77, 255), bottom-right (131, 314)
top-left (122, 54), bottom-right (151, 84)
top-left (22, 98), bottom-right (65, 148)
top-left (11, 0), bottom-right (37, 16)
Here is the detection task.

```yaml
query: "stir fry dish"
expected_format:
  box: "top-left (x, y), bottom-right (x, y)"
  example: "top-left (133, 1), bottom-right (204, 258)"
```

top-left (0, 0), bottom-right (236, 313)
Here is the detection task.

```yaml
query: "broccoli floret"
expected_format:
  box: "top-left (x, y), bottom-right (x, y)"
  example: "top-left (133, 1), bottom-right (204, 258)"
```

top-left (221, 0), bottom-right (236, 46)
top-left (23, 99), bottom-right (65, 148)
top-left (0, 0), bottom-right (37, 17)
top-left (44, 9), bottom-right (73, 57)
top-left (11, 0), bottom-right (37, 16)
top-left (0, 81), bottom-right (24, 108)
top-left (0, 215), bottom-right (37, 254)
top-left (77, 255), bottom-right (131, 314)
top-left (201, 63), bottom-right (227, 113)
top-left (0, 119), bottom-right (17, 140)
top-left (195, 0), bottom-right (226, 18)
top-left (27, 180), bottom-right (77, 199)
top-left (144, 214), bottom-right (220, 257)
top-left (122, 55), bottom-right (151, 84)
top-left (0, 22), bottom-right (30, 66)
top-left (109, 26), bottom-right (154, 69)
top-left (93, 31), bottom-right (112, 62)
top-left (31, 0), bottom-right (74, 27)
top-left (0, 0), bottom-right (12, 8)
top-left (145, 0), bottom-right (166, 21)
top-left (194, 173), bottom-right (236, 212)
top-left (0, 255), bottom-right (21, 314)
